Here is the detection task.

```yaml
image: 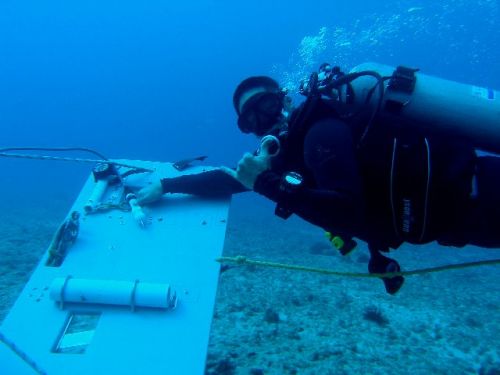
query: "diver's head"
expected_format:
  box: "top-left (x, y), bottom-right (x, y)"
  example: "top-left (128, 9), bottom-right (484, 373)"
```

top-left (319, 63), bottom-right (332, 73)
top-left (233, 76), bottom-right (286, 137)
top-left (318, 63), bottom-right (333, 82)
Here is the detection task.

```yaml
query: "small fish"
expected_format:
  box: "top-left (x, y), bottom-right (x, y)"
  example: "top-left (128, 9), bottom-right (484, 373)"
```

top-left (173, 155), bottom-right (208, 171)
top-left (219, 264), bottom-right (234, 274)
top-left (408, 7), bottom-right (423, 13)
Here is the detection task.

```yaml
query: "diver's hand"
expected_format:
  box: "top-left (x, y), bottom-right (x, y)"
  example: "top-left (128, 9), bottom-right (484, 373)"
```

top-left (221, 136), bottom-right (277, 190)
top-left (136, 180), bottom-right (164, 205)
top-left (220, 152), bottom-right (270, 190)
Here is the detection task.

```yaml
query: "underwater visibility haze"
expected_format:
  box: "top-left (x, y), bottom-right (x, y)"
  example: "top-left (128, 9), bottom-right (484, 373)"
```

top-left (0, 0), bottom-right (499, 374)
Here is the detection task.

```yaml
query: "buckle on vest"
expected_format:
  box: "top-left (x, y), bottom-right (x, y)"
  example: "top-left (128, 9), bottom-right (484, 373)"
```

top-left (388, 66), bottom-right (419, 94)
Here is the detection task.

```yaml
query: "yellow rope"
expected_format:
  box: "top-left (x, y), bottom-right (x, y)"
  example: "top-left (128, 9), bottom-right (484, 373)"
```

top-left (216, 256), bottom-right (500, 278)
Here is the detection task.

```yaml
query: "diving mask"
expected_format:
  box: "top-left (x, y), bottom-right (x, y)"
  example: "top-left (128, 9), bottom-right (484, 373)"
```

top-left (237, 92), bottom-right (284, 136)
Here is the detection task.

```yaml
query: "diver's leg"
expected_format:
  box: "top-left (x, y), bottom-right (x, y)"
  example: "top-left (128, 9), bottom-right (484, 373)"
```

top-left (368, 244), bottom-right (405, 294)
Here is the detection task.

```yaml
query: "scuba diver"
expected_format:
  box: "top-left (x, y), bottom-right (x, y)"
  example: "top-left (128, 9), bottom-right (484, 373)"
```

top-left (137, 62), bottom-right (500, 295)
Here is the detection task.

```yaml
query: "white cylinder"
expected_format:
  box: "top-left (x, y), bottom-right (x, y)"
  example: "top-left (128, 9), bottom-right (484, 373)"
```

top-left (128, 197), bottom-right (147, 227)
top-left (50, 277), bottom-right (176, 310)
top-left (84, 180), bottom-right (109, 213)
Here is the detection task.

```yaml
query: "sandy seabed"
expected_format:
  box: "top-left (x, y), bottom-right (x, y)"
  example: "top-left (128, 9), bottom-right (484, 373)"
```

top-left (1, 197), bottom-right (499, 375)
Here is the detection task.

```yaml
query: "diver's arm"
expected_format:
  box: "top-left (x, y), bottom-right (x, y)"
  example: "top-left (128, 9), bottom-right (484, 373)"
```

top-left (254, 172), bottom-right (362, 233)
top-left (161, 169), bottom-right (249, 197)
top-left (137, 169), bottom-right (248, 205)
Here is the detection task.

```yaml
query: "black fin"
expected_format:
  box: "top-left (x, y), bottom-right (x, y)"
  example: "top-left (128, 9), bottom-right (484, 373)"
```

top-left (173, 155), bottom-right (208, 171)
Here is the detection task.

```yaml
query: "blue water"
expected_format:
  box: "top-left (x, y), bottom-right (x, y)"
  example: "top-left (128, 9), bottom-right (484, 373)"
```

top-left (1, 0), bottom-right (499, 373)
top-left (2, 1), bottom-right (499, 160)
top-left (1, 0), bottom-right (497, 202)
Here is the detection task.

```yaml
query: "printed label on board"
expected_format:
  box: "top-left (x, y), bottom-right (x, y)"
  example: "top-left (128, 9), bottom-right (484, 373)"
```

top-left (472, 86), bottom-right (496, 100)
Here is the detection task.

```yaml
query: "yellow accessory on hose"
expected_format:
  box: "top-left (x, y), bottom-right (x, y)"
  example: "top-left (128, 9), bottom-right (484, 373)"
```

top-left (325, 232), bottom-right (357, 256)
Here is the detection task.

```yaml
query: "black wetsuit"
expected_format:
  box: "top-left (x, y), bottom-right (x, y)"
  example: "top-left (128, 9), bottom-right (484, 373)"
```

top-left (160, 100), bottom-right (500, 252)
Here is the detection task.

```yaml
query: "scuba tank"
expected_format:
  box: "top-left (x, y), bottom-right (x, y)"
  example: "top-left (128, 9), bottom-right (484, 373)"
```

top-left (346, 62), bottom-right (500, 153)
top-left (294, 62), bottom-right (500, 254)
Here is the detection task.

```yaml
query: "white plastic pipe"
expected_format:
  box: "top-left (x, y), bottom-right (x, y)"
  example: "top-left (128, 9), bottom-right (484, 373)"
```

top-left (83, 179), bottom-right (109, 213)
top-left (50, 277), bottom-right (177, 310)
top-left (126, 193), bottom-right (147, 227)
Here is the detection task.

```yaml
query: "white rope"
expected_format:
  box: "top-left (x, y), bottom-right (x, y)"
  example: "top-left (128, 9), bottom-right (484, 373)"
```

top-left (419, 138), bottom-right (431, 242)
top-left (390, 138), bottom-right (399, 237)
top-left (0, 152), bottom-right (153, 172)
top-left (0, 331), bottom-right (47, 374)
